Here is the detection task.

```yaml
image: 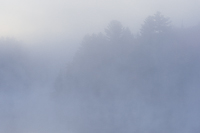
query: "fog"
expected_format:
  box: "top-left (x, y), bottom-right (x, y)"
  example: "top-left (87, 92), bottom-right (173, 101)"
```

top-left (1, 1), bottom-right (200, 133)
top-left (1, 0), bottom-right (200, 42)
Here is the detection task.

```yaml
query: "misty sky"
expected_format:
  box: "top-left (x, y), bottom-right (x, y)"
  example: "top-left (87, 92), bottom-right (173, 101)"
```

top-left (1, 0), bottom-right (200, 43)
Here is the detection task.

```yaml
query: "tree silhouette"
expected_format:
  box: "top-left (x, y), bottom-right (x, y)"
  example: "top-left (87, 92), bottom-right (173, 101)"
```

top-left (105, 20), bottom-right (124, 42)
top-left (140, 12), bottom-right (171, 38)
top-left (54, 14), bottom-right (200, 133)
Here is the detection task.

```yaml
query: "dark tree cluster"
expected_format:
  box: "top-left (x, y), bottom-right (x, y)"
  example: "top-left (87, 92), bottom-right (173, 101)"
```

top-left (55, 13), bottom-right (200, 133)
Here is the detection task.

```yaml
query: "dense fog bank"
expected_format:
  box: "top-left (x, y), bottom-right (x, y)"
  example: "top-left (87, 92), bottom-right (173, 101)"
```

top-left (0, 13), bottom-right (200, 133)
top-left (0, 37), bottom-right (76, 132)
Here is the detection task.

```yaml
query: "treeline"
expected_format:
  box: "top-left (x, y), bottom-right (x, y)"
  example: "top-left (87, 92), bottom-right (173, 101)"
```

top-left (54, 12), bottom-right (200, 133)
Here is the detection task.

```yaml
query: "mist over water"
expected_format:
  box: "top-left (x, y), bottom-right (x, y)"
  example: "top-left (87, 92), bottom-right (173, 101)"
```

top-left (0, 12), bottom-right (200, 133)
top-left (0, 37), bottom-right (78, 133)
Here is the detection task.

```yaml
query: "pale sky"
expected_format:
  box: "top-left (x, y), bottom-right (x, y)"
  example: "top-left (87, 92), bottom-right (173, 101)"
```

top-left (0, 0), bottom-right (200, 43)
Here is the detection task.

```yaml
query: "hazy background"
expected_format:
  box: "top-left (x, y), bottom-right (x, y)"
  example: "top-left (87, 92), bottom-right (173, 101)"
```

top-left (1, 0), bottom-right (200, 43)
top-left (0, 0), bottom-right (200, 133)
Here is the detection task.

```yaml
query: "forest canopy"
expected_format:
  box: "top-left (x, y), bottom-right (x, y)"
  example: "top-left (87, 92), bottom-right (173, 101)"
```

top-left (54, 13), bottom-right (200, 133)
